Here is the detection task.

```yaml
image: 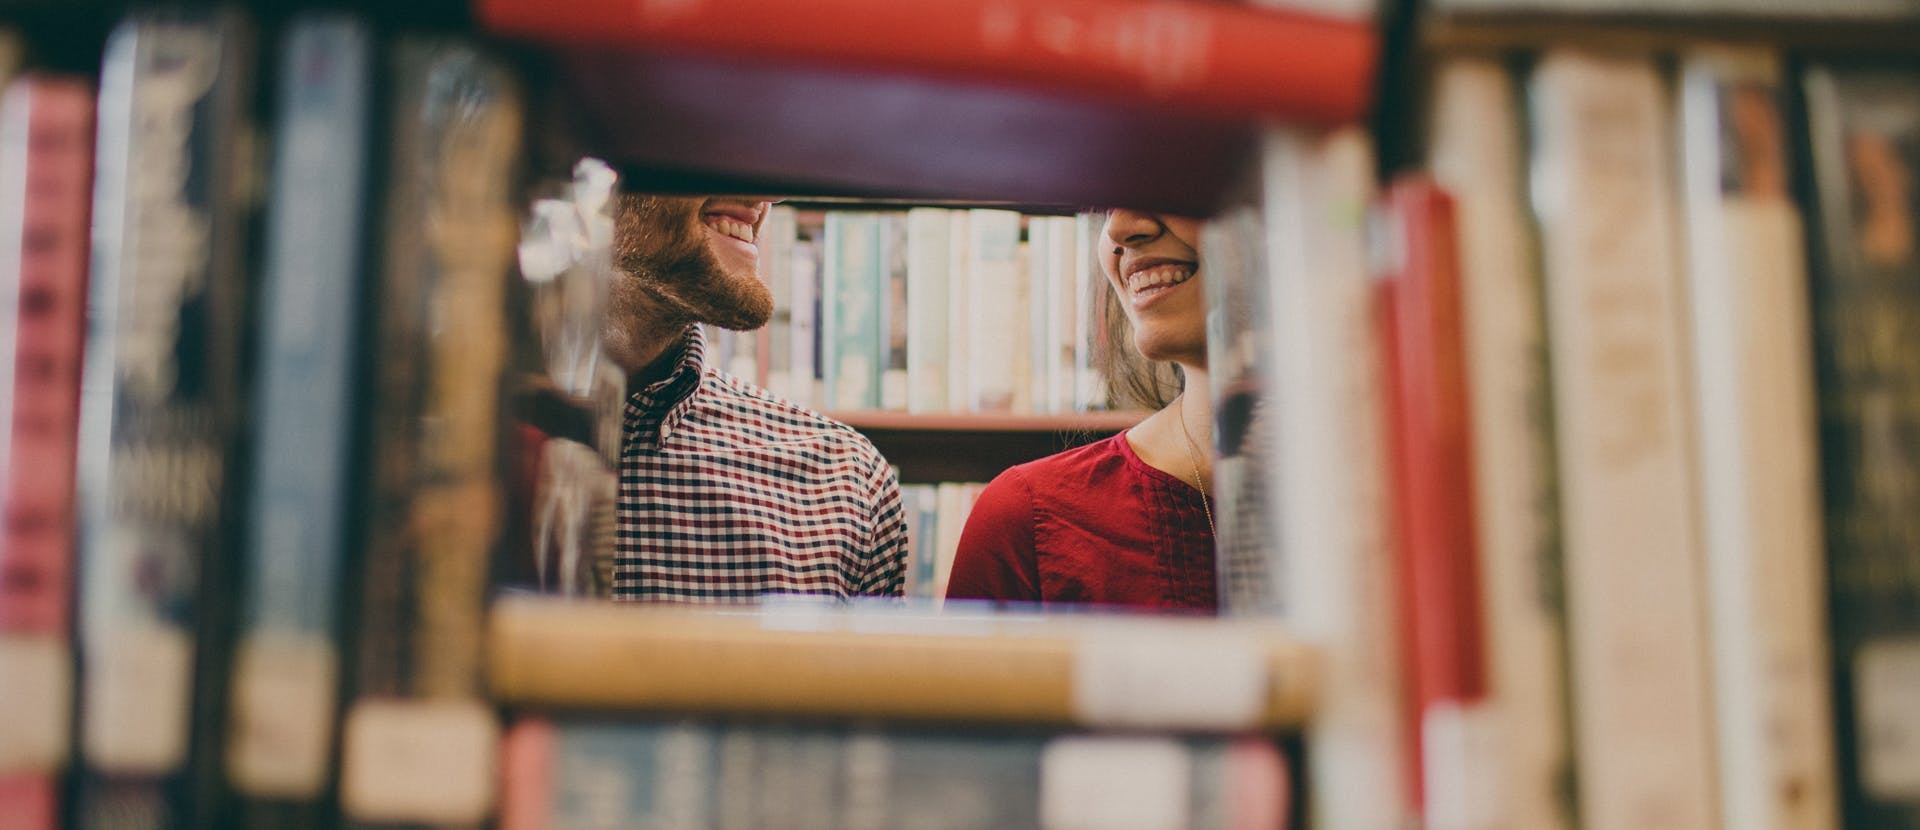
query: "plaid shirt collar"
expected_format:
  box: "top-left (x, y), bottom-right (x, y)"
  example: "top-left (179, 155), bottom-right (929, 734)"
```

top-left (624, 323), bottom-right (706, 451)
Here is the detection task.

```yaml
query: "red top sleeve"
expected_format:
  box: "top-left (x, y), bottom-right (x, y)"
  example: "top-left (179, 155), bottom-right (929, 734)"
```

top-left (944, 467), bottom-right (1041, 603)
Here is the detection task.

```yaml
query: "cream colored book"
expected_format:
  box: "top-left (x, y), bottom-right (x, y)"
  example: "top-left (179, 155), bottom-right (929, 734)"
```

top-left (1530, 49), bottom-right (1718, 830)
top-left (1678, 47), bottom-right (1838, 830)
top-left (1263, 126), bottom-right (1415, 830)
top-left (489, 596), bottom-right (1322, 731)
top-left (1429, 56), bottom-right (1575, 830)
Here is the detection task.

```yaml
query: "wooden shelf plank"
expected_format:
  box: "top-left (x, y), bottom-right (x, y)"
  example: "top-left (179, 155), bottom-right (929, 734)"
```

top-left (829, 410), bottom-right (1148, 483)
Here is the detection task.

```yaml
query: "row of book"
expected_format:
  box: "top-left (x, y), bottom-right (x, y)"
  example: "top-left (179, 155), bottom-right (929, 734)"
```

top-left (0, 8), bottom-right (1319, 830)
top-left (1200, 45), bottom-right (1920, 830)
top-left (703, 206), bottom-right (1113, 416)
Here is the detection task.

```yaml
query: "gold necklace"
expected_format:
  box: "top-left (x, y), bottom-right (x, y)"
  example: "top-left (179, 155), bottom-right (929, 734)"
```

top-left (1176, 394), bottom-right (1216, 537)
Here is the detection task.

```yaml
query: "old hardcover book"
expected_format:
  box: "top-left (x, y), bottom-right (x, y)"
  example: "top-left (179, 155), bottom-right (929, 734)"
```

top-left (1680, 48), bottom-right (1838, 830)
top-left (222, 19), bottom-right (375, 828)
top-left (1427, 55), bottom-right (1576, 830)
top-left (1802, 62), bottom-right (1920, 830)
top-left (1529, 50), bottom-right (1718, 830)
top-left (334, 38), bottom-right (523, 828)
top-left (489, 596), bottom-right (1321, 732)
top-left (0, 73), bottom-right (94, 830)
top-left (475, 0), bottom-right (1376, 124)
top-left (73, 9), bottom-right (258, 827)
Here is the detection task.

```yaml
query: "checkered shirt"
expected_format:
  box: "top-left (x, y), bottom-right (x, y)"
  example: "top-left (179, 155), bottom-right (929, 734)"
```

top-left (615, 325), bottom-right (907, 601)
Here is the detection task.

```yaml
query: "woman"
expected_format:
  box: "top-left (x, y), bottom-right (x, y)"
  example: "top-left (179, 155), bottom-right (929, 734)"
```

top-left (944, 209), bottom-right (1217, 611)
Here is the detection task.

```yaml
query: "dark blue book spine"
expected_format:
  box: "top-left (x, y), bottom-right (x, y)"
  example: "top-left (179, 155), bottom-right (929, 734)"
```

top-left (226, 16), bottom-right (373, 828)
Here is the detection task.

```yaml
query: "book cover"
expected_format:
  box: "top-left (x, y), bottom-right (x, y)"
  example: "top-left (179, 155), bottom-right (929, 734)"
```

top-left (945, 210), bottom-right (973, 414)
top-left (73, 10), bottom-right (258, 827)
top-left (1427, 56), bottom-right (1576, 830)
top-left (1679, 48), bottom-right (1838, 830)
top-left (0, 73), bottom-right (94, 830)
top-left (499, 717), bottom-right (1292, 830)
top-left (789, 235), bottom-right (821, 409)
top-left (904, 207), bottom-right (951, 413)
top-left (1529, 49), bottom-right (1719, 830)
top-left (1801, 62), bottom-right (1920, 830)
top-left (475, 0), bottom-right (1376, 125)
top-left (1248, 127), bottom-right (1412, 830)
top-left (488, 596), bottom-right (1321, 732)
top-left (822, 211), bottom-right (881, 411)
top-left (1041, 215), bottom-right (1084, 416)
top-left (336, 38), bottom-right (523, 828)
top-left (761, 205), bottom-right (798, 400)
top-left (966, 209), bottom-right (1024, 413)
top-left (222, 19), bottom-right (373, 823)
top-left (1375, 177), bottom-right (1500, 830)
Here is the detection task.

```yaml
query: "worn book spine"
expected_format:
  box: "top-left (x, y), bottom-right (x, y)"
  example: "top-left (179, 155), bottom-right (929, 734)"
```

top-left (500, 717), bottom-right (1291, 830)
top-left (1679, 48), bottom-right (1838, 830)
top-left (965, 209), bottom-right (1024, 413)
top-left (335, 38), bottom-right (523, 829)
top-left (224, 17), bottom-right (375, 829)
top-left (73, 10), bottom-right (258, 828)
top-left (0, 73), bottom-right (95, 830)
top-left (879, 211), bottom-right (910, 411)
top-left (1257, 127), bottom-right (1412, 830)
top-left (1428, 55), bottom-right (1576, 830)
top-left (761, 204), bottom-right (797, 400)
top-left (475, 0), bottom-right (1376, 124)
top-left (823, 211), bottom-right (881, 411)
top-left (904, 207), bottom-right (951, 413)
top-left (1801, 62), bottom-right (1920, 830)
top-left (488, 596), bottom-right (1320, 731)
top-left (1375, 177), bottom-right (1499, 830)
top-left (1529, 49), bottom-right (1719, 830)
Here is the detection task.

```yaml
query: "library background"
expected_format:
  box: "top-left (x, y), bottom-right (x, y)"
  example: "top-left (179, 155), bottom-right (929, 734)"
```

top-left (0, 0), bottom-right (1916, 828)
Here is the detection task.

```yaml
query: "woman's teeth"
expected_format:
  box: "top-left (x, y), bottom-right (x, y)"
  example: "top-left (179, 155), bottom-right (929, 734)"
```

top-left (1129, 265), bottom-right (1194, 295)
top-left (706, 216), bottom-right (755, 243)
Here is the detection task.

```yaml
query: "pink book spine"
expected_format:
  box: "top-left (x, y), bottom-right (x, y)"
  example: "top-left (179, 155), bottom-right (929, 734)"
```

top-left (0, 75), bottom-right (94, 830)
top-left (0, 76), bottom-right (93, 634)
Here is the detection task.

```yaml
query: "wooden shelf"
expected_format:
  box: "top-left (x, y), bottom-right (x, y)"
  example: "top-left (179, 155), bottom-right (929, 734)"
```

top-left (829, 410), bottom-right (1148, 483)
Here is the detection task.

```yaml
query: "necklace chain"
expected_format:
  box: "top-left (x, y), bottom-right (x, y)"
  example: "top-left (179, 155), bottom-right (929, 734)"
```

top-left (1176, 395), bottom-right (1216, 538)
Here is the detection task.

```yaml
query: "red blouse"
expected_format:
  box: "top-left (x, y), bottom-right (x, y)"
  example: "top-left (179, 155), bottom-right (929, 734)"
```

top-left (944, 432), bottom-right (1218, 612)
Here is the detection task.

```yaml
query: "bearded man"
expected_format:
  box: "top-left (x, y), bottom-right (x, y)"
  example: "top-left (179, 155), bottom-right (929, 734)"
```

top-left (604, 194), bottom-right (906, 601)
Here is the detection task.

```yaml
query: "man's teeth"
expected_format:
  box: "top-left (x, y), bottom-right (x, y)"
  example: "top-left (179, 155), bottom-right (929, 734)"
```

top-left (1130, 265), bottom-right (1194, 293)
top-left (707, 216), bottom-right (755, 243)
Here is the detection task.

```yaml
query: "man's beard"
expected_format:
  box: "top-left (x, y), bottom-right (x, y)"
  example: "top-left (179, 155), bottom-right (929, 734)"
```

top-left (612, 195), bottom-right (773, 331)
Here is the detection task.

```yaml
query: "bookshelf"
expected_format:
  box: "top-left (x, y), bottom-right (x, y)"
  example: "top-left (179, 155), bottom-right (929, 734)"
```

top-left (830, 410), bottom-right (1146, 483)
top-left (12, 0), bottom-right (1920, 828)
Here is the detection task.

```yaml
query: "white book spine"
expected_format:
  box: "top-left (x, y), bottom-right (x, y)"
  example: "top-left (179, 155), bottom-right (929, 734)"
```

top-left (1429, 57), bottom-right (1576, 830)
top-left (967, 209), bottom-right (1024, 413)
top-left (1530, 50), bottom-right (1718, 830)
top-left (946, 211), bottom-right (972, 414)
top-left (1074, 213), bottom-right (1106, 411)
top-left (1047, 216), bottom-right (1082, 415)
top-left (1267, 127), bottom-right (1414, 830)
top-left (762, 206), bottom-right (797, 400)
top-left (789, 238), bottom-right (819, 409)
top-left (1678, 48), bottom-right (1839, 830)
top-left (905, 207), bottom-right (951, 413)
top-left (1028, 218), bottom-right (1054, 414)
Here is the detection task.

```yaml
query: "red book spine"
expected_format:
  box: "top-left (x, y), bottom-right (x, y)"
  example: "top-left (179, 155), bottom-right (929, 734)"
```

top-left (0, 76), bottom-right (95, 829)
top-left (1375, 177), bottom-right (1489, 815)
top-left (475, 0), bottom-right (1376, 124)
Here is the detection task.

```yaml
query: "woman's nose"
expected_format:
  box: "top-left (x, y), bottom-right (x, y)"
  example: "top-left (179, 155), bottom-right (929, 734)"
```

top-left (1105, 209), bottom-right (1165, 248)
